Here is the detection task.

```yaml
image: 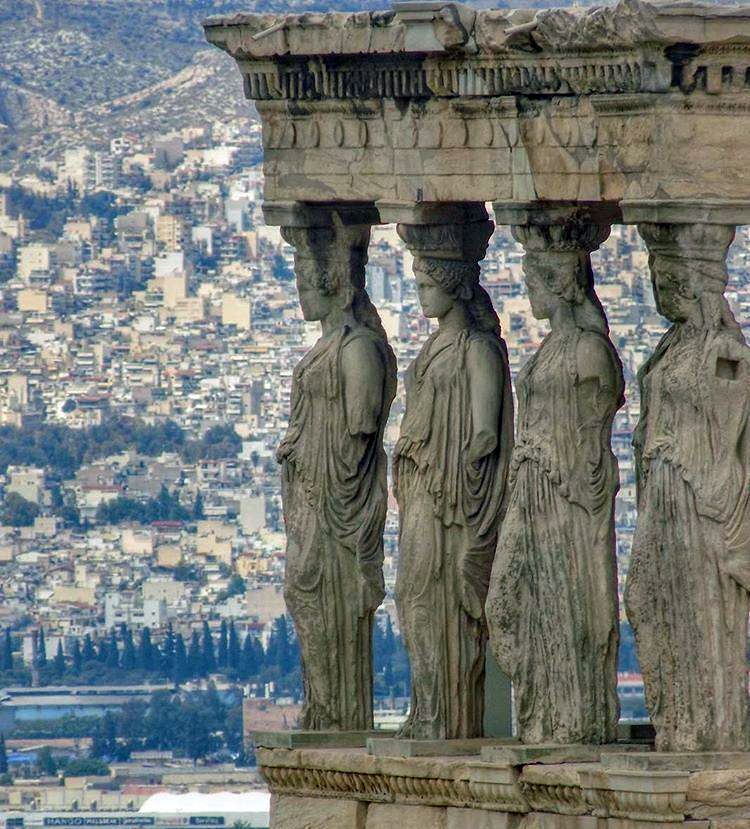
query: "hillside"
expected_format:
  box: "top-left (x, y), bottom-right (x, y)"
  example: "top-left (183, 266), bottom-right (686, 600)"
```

top-left (0, 0), bottom-right (733, 170)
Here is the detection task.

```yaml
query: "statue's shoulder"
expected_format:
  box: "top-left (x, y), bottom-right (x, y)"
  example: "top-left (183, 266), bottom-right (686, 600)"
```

top-left (575, 329), bottom-right (619, 382)
top-left (341, 326), bottom-right (387, 374)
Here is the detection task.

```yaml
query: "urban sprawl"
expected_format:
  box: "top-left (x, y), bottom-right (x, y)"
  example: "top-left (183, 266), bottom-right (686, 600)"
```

top-left (0, 113), bottom-right (749, 809)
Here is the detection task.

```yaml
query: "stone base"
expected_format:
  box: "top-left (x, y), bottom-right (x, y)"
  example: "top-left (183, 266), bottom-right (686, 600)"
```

top-left (258, 743), bottom-right (750, 827)
top-left (253, 730), bottom-right (395, 749)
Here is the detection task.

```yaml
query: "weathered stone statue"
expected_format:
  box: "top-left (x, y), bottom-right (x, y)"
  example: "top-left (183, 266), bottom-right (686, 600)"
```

top-left (277, 214), bottom-right (396, 731)
top-left (625, 221), bottom-right (750, 752)
top-left (486, 216), bottom-right (624, 745)
top-left (394, 211), bottom-right (514, 740)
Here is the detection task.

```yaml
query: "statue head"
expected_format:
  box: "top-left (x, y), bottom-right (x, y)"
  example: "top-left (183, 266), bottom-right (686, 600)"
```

top-left (398, 217), bottom-right (502, 337)
top-left (281, 216), bottom-right (369, 324)
top-left (639, 223), bottom-right (738, 331)
top-left (413, 258), bottom-right (477, 320)
top-left (513, 220), bottom-right (610, 334)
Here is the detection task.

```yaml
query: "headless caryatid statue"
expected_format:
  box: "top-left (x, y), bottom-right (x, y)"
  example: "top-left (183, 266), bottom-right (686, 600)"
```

top-left (394, 213), bottom-right (514, 740)
top-left (277, 215), bottom-right (396, 731)
top-left (625, 222), bottom-right (750, 752)
top-left (486, 218), bottom-right (624, 745)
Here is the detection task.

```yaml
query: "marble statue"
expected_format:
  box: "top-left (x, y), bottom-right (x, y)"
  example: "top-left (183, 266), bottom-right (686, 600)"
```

top-left (394, 216), bottom-right (514, 740)
top-left (277, 216), bottom-right (397, 731)
top-left (625, 222), bottom-right (750, 752)
top-left (486, 219), bottom-right (624, 745)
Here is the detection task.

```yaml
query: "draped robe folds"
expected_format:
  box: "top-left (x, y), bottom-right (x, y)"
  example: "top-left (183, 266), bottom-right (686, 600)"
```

top-left (487, 329), bottom-right (623, 744)
top-left (395, 328), bottom-right (513, 740)
top-left (625, 323), bottom-right (750, 752)
top-left (278, 325), bottom-right (394, 731)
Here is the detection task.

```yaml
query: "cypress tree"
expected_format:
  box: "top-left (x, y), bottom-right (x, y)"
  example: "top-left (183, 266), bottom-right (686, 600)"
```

top-left (139, 627), bottom-right (154, 671)
top-left (0, 735), bottom-right (8, 774)
top-left (187, 630), bottom-right (202, 677)
top-left (53, 641), bottom-right (65, 677)
top-left (107, 630), bottom-right (119, 669)
top-left (71, 638), bottom-right (82, 674)
top-left (162, 624), bottom-right (175, 675)
top-left (173, 633), bottom-right (188, 684)
top-left (201, 621), bottom-right (215, 675)
top-left (96, 637), bottom-right (108, 664)
top-left (239, 633), bottom-right (261, 680)
top-left (37, 628), bottom-right (47, 667)
top-left (217, 620), bottom-right (228, 668)
top-left (228, 620), bottom-right (240, 671)
top-left (82, 634), bottom-right (96, 663)
top-left (122, 626), bottom-right (136, 671)
top-left (3, 629), bottom-right (12, 671)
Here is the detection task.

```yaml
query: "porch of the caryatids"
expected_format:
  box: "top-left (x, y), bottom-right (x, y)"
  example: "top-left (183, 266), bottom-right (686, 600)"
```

top-left (381, 202), bottom-right (514, 740)
top-left (622, 203), bottom-right (750, 753)
top-left (486, 203), bottom-right (624, 745)
top-left (274, 203), bottom-right (397, 731)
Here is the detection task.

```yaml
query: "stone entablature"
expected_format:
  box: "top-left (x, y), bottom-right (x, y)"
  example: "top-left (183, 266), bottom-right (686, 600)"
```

top-left (205, 1), bottom-right (750, 205)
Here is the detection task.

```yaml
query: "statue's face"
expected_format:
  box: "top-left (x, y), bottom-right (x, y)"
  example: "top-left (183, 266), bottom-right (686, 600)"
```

top-left (651, 254), bottom-right (695, 323)
top-left (524, 255), bottom-right (559, 321)
top-left (415, 266), bottom-right (454, 320)
top-left (296, 260), bottom-right (333, 322)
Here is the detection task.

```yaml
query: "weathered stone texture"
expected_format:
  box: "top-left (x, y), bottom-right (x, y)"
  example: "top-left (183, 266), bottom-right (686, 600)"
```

top-left (271, 794), bottom-right (367, 829)
top-left (366, 804), bottom-right (446, 829)
top-left (446, 807), bottom-right (522, 829)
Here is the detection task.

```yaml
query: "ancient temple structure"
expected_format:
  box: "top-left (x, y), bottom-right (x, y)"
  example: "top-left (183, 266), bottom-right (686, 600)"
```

top-left (205, 1), bottom-right (750, 826)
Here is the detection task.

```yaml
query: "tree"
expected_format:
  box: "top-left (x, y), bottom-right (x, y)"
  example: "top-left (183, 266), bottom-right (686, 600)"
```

top-left (66, 758), bottom-right (109, 777)
top-left (181, 703), bottom-right (211, 762)
top-left (228, 621), bottom-right (240, 671)
top-left (193, 491), bottom-right (205, 520)
top-left (187, 630), bottom-right (202, 678)
top-left (71, 638), bottom-right (82, 675)
top-left (96, 637), bottom-right (108, 664)
top-left (82, 634), bottom-right (96, 663)
top-left (0, 735), bottom-right (8, 774)
top-left (0, 492), bottom-right (40, 527)
top-left (161, 624), bottom-right (175, 675)
top-left (53, 641), bottom-right (65, 677)
top-left (106, 630), bottom-right (119, 669)
top-left (36, 745), bottom-right (57, 776)
top-left (121, 626), bottom-right (136, 671)
top-left (267, 615), bottom-right (293, 675)
top-left (173, 633), bottom-right (188, 685)
top-left (217, 620), bottom-right (228, 668)
top-left (36, 628), bottom-right (47, 668)
top-left (201, 621), bottom-right (215, 675)
top-left (2, 629), bottom-right (12, 671)
top-left (138, 627), bottom-right (155, 671)
top-left (239, 633), bottom-right (262, 680)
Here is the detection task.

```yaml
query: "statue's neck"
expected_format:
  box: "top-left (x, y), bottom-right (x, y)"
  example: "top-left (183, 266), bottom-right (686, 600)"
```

top-left (437, 303), bottom-right (471, 336)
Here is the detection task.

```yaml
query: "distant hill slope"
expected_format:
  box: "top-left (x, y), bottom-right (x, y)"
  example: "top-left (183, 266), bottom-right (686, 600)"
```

top-left (0, 0), bottom-right (732, 170)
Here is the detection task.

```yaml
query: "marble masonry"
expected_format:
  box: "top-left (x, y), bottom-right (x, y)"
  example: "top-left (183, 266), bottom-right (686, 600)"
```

top-left (204, 1), bottom-right (750, 826)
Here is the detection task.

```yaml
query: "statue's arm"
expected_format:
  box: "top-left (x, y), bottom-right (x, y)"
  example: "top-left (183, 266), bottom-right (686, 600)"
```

top-left (466, 339), bottom-right (504, 464)
top-left (342, 336), bottom-right (385, 436)
top-left (576, 333), bottom-right (620, 425)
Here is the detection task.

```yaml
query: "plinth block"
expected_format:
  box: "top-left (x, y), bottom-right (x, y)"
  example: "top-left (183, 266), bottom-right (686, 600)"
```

top-left (368, 737), bottom-right (518, 757)
top-left (602, 751), bottom-right (750, 773)
top-left (254, 730), bottom-right (394, 749)
top-left (482, 744), bottom-right (603, 766)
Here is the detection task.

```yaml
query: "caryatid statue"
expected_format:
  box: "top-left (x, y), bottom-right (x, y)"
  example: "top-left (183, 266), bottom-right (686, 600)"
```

top-left (486, 213), bottom-right (624, 745)
top-left (277, 212), bottom-right (397, 731)
top-left (394, 207), bottom-right (514, 740)
top-left (625, 221), bottom-right (750, 752)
